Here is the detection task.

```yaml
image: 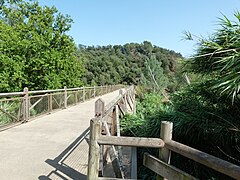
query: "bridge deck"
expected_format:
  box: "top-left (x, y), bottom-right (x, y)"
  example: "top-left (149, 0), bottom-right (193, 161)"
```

top-left (0, 89), bottom-right (122, 180)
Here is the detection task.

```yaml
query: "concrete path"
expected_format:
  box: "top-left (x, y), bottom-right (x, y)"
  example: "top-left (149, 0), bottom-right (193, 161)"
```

top-left (0, 89), bottom-right (122, 180)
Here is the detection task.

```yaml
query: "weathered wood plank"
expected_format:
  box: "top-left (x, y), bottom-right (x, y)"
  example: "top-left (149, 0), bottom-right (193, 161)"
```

top-left (158, 121), bottom-right (173, 180)
top-left (0, 92), bottom-right (24, 97)
top-left (115, 105), bottom-right (123, 171)
top-left (87, 118), bottom-right (101, 180)
top-left (165, 140), bottom-right (240, 180)
top-left (30, 96), bottom-right (44, 111)
top-left (103, 86), bottom-right (134, 117)
top-left (143, 153), bottom-right (197, 180)
top-left (116, 105), bottom-right (120, 137)
top-left (104, 94), bottom-right (122, 116)
top-left (48, 94), bottom-right (53, 113)
top-left (64, 86), bottom-right (67, 109)
top-left (0, 107), bottom-right (17, 121)
top-left (95, 99), bottom-right (105, 117)
top-left (52, 96), bottom-right (61, 108)
top-left (102, 120), bottom-right (124, 178)
top-left (126, 93), bottom-right (133, 112)
top-left (98, 136), bottom-right (164, 148)
top-left (117, 103), bottom-right (126, 117)
top-left (23, 87), bottom-right (29, 122)
top-left (130, 147), bottom-right (137, 179)
top-left (83, 87), bottom-right (85, 101)
top-left (74, 91), bottom-right (78, 104)
top-left (111, 107), bottom-right (116, 135)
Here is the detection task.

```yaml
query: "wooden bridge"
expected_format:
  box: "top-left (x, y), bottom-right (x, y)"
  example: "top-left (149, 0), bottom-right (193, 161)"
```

top-left (0, 85), bottom-right (126, 179)
top-left (0, 85), bottom-right (240, 180)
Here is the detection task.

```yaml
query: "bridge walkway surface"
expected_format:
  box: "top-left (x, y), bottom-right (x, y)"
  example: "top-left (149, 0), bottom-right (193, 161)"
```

top-left (0, 89), bottom-right (122, 180)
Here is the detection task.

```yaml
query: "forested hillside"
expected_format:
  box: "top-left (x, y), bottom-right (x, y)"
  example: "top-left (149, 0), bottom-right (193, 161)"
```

top-left (78, 41), bottom-right (183, 92)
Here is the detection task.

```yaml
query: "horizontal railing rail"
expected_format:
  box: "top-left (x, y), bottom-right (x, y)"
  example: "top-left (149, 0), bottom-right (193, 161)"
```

top-left (165, 140), bottom-right (240, 179)
top-left (0, 85), bottom-right (122, 97)
top-left (0, 85), bottom-right (124, 130)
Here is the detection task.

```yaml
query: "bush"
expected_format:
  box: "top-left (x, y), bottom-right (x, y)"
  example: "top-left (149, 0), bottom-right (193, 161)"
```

top-left (121, 89), bottom-right (240, 179)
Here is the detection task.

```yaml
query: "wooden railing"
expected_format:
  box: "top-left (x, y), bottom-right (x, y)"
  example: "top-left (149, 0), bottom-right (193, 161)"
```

top-left (0, 85), bottom-right (123, 130)
top-left (87, 85), bottom-right (136, 179)
top-left (87, 86), bottom-right (240, 180)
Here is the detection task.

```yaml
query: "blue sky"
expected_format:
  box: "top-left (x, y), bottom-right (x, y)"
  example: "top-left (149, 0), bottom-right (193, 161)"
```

top-left (39, 0), bottom-right (240, 57)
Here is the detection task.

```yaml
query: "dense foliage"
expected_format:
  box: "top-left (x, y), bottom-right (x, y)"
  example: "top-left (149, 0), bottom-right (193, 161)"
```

top-left (185, 12), bottom-right (240, 104)
top-left (121, 12), bottom-right (240, 180)
top-left (77, 41), bottom-right (183, 92)
top-left (0, 0), bottom-right (83, 92)
top-left (122, 91), bottom-right (240, 179)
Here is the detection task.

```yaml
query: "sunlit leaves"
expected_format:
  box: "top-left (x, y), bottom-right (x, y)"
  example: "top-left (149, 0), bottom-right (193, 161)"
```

top-left (186, 11), bottom-right (240, 103)
top-left (0, 0), bottom-right (83, 92)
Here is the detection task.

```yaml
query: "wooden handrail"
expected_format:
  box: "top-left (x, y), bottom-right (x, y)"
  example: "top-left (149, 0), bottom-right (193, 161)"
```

top-left (0, 85), bottom-right (123, 97)
top-left (87, 85), bottom-right (135, 179)
top-left (0, 92), bottom-right (25, 97)
top-left (104, 86), bottom-right (131, 116)
top-left (88, 111), bottom-right (240, 180)
top-left (165, 140), bottom-right (240, 179)
top-left (143, 153), bottom-right (197, 180)
top-left (0, 84), bottom-right (124, 129)
top-left (98, 136), bottom-right (165, 148)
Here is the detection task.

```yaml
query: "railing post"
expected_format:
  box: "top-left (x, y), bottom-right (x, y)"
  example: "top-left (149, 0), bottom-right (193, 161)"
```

top-left (111, 106), bottom-right (116, 135)
top-left (119, 89), bottom-right (127, 113)
top-left (74, 91), bottom-right (78, 104)
top-left (95, 99), bottom-right (105, 176)
top-left (157, 121), bottom-right (173, 180)
top-left (23, 87), bottom-right (29, 122)
top-left (115, 104), bottom-right (123, 173)
top-left (132, 86), bottom-right (136, 114)
top-left (131, 147), bottom-right (137, 179)
top-left (48, 93), bottom-right (53, 113)
top-left (64, 86), bottom-right (67, 109)
top-left (94, 86), bottom-right (96, 98)
top-left (95, 98), bottom-right (105, 118)
top-left (87, 118), bottom-right (101, 180)
top-left (83, 86), bottom-right (85, 102)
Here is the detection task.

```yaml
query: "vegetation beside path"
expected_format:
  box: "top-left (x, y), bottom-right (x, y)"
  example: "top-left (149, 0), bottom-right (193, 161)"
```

top-left (121, 11), bottom-right (240, 180)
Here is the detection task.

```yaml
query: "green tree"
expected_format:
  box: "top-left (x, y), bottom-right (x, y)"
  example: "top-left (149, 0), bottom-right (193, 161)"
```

top-left (140, 54), bottom-right (168, 92)
top-left (0, 0), bottom-right (83, 92)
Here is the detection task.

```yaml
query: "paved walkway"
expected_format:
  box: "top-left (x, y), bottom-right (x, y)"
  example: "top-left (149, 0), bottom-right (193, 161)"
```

top-left (0, 89), bottom-right (122, 180)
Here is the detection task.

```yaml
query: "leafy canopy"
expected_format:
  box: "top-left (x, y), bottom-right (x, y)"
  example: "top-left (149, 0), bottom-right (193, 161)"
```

top-left (0, 0), bottom-right (83, 92)
top-left (78, 41), bottom-right (182, 92)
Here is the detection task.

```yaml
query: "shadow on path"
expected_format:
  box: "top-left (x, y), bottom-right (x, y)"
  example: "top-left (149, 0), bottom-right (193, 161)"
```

top-left (38, 127), bottom-right (90, 180)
